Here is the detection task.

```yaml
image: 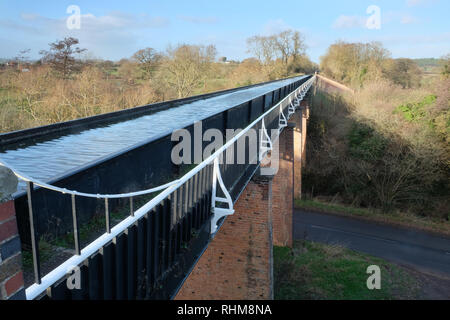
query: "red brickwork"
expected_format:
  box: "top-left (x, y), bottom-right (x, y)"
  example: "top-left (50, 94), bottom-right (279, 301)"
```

top-left (292, 112), bottom-right (303, 200)
top-left (271, 124), bottom-right (294, 248)
top-left (0, 201), bottom-right (15, 222)
top-left (175, 175), bottom-right (273, 300)
top-left (0, 200), bottom-right (25, 300)
top-left (300, 102), bottom-right (309, 168)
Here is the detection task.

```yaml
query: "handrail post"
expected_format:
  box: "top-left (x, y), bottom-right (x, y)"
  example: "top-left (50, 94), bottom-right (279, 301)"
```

top-left (26, 181), bottom-right (41, 285)
top-left (71, 194), bottom-right (81, 255)
top-left (105, 198), bottom-right (110, 234)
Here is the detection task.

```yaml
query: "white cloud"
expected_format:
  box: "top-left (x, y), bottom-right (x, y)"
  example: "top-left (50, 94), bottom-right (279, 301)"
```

top-left (332, 15), bottom-right (367, 29)
top-left (406, 0), bottom-right (438, 7)
top-left (262, 19), bottom-right (292, 35)
top-left (400, 14), bottom-right (419, 24)
top-left (78, 11), bottom-right (169, 30)
top-left (384, 11), bottom-right (421, 25)
top-left (20, 13), bottom-right (40, 21)
top-left (178, 16), bottom-right (219, 24)
top-left (407, 0), bottom-right (422, 6)
top-left (8, 11), bottom-right (169, 36)
top-left (0, 12), bottom-right (170, 60)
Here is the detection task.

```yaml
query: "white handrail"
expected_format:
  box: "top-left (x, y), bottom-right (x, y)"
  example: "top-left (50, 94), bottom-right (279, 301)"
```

top-left (0, 159), bottom-right (179, 199)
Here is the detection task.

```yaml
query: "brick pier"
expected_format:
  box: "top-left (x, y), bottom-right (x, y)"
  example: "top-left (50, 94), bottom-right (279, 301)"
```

top-left (0, 167), bottom-right (26, 300)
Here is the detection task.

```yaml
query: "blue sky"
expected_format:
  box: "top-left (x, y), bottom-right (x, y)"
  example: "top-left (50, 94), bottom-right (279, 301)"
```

top-left (0, 0), bottom-right (449, 63)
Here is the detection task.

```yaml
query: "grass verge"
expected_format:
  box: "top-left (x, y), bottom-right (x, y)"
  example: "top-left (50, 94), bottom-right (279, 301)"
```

top-left (295, 198), bottom-right (450, 237)
top-left (274, 240), bottom-right (420, 300)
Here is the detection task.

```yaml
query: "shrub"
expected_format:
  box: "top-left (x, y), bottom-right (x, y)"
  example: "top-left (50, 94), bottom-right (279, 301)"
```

top-left (348, 123), bottom-right (387, 161)
top-left (394, 94), bottom-right (436, 122)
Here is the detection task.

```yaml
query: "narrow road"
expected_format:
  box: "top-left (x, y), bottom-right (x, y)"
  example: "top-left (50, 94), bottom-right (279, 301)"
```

top-left (294, 209), bottom-right (450, 278)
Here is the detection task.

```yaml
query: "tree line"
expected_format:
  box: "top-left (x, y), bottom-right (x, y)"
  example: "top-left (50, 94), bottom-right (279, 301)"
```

top-left (319, 40), bottom-right (450, 88)
top-left (0, 30), bottom-right (317, 132)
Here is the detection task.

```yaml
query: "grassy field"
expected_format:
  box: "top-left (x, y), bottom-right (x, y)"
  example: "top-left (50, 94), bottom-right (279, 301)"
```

top-left (295, 199), bottom-right (450, 237)
top-left (274, 240), bottom-right (421, 300)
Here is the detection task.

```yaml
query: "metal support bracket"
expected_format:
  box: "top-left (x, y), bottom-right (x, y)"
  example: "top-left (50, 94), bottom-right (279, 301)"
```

top-left (259, 118), bottom-right (273, 161)
top-left (211, 157), bottom-right (234, 235)
top-left (300, 87), bottom-right (307, 99)
top-left (278, 104), bottom-right (288, 134)
top-left (288, 100), bottom-right (297, 119)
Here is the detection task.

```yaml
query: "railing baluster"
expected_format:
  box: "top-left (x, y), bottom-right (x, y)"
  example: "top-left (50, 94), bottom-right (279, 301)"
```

top-left (26, 181), bottom-right (41, 284)
top-left (184, 179), bottom-right (189, 215)
top-left (130, 196), bottom-right (134, 217)
top-left (193, 175), bottom-right (198, 207)
top-left (208, 163), bottom-right (213, 192)
top-left (203, 167), bottom-right (207, 195)
top-left (187, 178), bottom-right (193, 211)
top-left (71, 194), bottom-right (81, 255)
top-left (172, 188), bottom-right (178, 228)
top-left (200, 167), bottom-right (207, 223)
top-left (192, 174), bottom-right (198, 229)
top-left (205, 165), bottom-right (210, 193)
top-left (177, 186), bottom-right (183, 221)
top-left (199, 169), bottom-right (204, 198)
top-left (105, 198), bottom-right (110, 233)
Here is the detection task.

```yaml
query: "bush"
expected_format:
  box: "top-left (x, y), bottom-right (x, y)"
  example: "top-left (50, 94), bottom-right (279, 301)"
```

top-left (394, 95), bottom-right (436, 122)
top-left (0, 65), bottom-right (161, 132)
top-left (348, 123), bottom-right (387, 161)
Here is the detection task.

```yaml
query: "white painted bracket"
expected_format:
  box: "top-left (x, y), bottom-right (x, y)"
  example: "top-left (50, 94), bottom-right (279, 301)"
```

top-left (288, 100), bottom-right (296, 119)
top-left (211, 157), bottom-right (234, 235)
top-left (300, 86), bottom-right (307, 99)
top-left (259, 118), bottom-right (273, 161)
top-left (278, 104), bottom-right (288, 134)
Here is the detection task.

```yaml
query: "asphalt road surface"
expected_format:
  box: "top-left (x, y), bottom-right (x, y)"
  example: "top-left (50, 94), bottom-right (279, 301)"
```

top-left (294, 209), bottom-right (450, 278)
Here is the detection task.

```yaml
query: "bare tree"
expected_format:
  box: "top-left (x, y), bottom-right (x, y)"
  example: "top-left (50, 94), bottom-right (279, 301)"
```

top-left (383, 58), bottom-right (422, 89)
top-left (247, 30), bottom-right (307, 66)
top-left (247, 35), bottom-right (277, 65)
top-left (40, 37), bottom-right (86, 79)
top-left (274, 30), bottom-right (293, 65)
top-left (15, 49), bottom-right (31, 63)
top-left (292, 31), bottom-right (307, 62)
top-left (247, 30), bottom-right (310, 79)
top-left (14, 49), bottom-right (31, 70)
top-left (320, 41), bottom-right (391, 87)
top-left (163, 44), bottom-right (216, 98)
top-left (132, 48), bottom-right (162, 80)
